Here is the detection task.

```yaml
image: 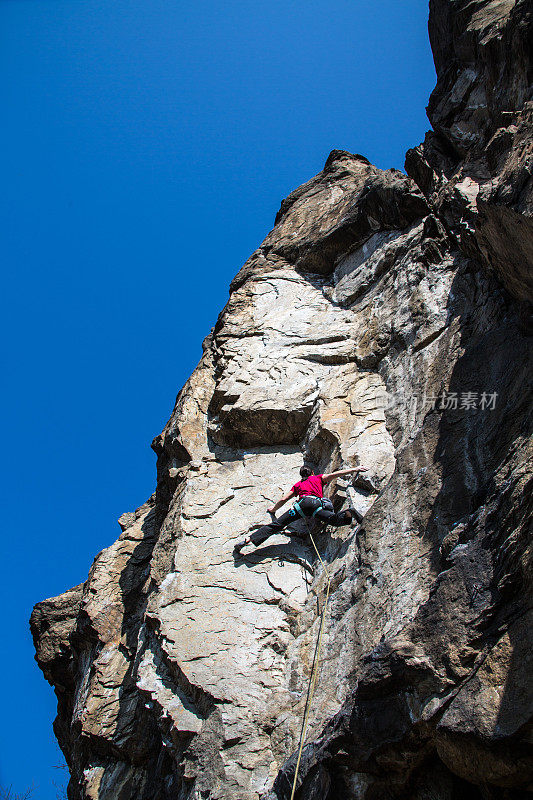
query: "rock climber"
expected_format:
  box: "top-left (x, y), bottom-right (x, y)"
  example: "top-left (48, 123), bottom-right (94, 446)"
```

top-left (233, 465), bottom-right (368, 555)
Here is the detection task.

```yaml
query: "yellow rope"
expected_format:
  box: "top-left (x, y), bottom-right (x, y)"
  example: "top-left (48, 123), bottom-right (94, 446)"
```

top-left (289, 520), bottom-right (331, 800)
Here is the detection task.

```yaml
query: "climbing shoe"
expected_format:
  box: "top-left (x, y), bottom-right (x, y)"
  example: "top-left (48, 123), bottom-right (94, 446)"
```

top-left (346, 507), bottom-right (363, 524)
top-left (233, 537), bottom-right (250, 555)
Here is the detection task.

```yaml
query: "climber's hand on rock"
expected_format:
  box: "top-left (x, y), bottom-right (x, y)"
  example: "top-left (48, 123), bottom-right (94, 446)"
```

top-left (267, 507), bottom-right (276, 515)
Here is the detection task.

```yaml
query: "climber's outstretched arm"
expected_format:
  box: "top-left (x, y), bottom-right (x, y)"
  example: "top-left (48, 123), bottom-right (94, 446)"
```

top-left (268, 490), bottom-right (296, 515)
top-left (322, 466), bottom-right (368, 485)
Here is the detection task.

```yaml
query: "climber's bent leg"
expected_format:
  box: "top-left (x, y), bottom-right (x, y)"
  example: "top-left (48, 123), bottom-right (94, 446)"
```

top-left (293, 496), bottom-right (353, 527)
top-left (313, 507), bottom-right (360, 527)
top-left (249, 508), bottom-right (298, 546)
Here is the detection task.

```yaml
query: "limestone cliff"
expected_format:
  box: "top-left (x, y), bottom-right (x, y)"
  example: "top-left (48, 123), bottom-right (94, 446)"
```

top-left (31, 1), bottom-right (532, 798)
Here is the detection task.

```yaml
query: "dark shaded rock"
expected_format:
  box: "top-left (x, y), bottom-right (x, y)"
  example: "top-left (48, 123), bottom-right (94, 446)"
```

top-left (30, 584), bottom-right (84, 690)
top-left (230, 152), bottom-right (429, 291)
top-left (406, 0), bottom-right (533, 309)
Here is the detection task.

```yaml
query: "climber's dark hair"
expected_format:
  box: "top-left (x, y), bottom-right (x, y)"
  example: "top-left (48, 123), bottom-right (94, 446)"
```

top-left (299, 466), bottom-right (312, 479)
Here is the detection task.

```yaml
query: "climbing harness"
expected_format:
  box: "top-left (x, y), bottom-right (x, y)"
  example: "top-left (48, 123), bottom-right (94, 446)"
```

top-left (293, 496), bottom-right (334, 519)
top-left (289, 510), bottom-right (332, 800)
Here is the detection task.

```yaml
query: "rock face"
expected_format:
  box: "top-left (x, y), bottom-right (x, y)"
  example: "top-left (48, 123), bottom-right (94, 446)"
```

top-left (31, 2), bottom-right (533, 798)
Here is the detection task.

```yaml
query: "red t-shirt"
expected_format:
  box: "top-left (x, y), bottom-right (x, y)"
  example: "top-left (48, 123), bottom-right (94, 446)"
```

top-left (291, 474), bottom-right (324, 499)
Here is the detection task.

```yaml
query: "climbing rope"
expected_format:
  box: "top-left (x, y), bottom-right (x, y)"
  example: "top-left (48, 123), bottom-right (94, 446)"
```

top-left (289, 515), bottom-right (332, 800)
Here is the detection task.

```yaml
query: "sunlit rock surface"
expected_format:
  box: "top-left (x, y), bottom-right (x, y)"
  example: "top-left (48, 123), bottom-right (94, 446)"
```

top-left (31, 1), bottom-right (532, 797)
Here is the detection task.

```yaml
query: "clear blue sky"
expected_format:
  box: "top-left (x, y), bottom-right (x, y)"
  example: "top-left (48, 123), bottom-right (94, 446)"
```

top-left (0, 1), bottom-right (434, 795)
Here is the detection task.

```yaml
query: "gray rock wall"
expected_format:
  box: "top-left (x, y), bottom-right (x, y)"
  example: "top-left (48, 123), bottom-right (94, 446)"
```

top-left (31, 1), bottom-right (532, 798)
